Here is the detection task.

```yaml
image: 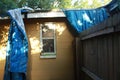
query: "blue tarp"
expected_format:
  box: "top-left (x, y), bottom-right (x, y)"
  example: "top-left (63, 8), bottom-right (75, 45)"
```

top-left (4, 9), bottom-right (28, 80)
top-left (64, 8), bottom-right (108, 34)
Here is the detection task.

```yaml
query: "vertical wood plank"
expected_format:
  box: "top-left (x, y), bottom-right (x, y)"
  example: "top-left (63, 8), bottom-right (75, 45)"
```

top-left (97, 36), bottom-right (109, 80)
top-left (103, 36), bottom-right (109, 80)
top-left (113, 33), bottom-right (119, 80)
top-left (75, 37), bottom-right (82, 80)
top-left (83, 40), bottom-right (89, 69)
top-left (118, 32), bottom-right (120, 80)
top-left (107, 35), bottom-right (114, 80)
top-left (97, 37), bottom-right (104, 79)
top-left (86, 39), bottom-right (91, 70)
top-left (90, 38), bottom-right (98, 74)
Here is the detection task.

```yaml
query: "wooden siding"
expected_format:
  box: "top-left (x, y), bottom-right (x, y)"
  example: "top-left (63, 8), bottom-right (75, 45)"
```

top-left (76, 13), bottom-right (120, 80)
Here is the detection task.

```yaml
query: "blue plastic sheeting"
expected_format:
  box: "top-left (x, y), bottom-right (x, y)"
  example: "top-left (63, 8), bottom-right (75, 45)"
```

top-left (4, 9), bottom-right (28, 80)
top-left (64, 8), bottom-right (108, 34)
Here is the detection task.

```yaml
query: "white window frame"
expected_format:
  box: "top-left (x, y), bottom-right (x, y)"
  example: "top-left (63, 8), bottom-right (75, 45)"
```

top-left (40, 22), bottom-right (56, 58)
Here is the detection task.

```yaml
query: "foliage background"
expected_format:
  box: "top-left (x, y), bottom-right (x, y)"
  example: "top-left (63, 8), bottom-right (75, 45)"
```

top-left (0, 0), bottom-right (112, 16)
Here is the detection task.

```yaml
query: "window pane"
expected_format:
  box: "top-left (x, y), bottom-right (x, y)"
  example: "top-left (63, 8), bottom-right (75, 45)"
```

top-left (42, 25), bottom-right (54, 38)
top-left (42, 39), bottom-right (54, 53)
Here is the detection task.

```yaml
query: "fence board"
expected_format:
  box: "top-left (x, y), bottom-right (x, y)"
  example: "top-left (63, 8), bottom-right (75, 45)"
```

top-left (81, 27), bottom-right (114, 40)
top-left (103, 37), bottom-right (109, 80)
top-left (107, 35), bottom-right (114, 80)
top-left (97, 37), bottom-right (102, 78)
top-left (97, 37), bottom-right (107, 80)
top-left (118, 33), bottom-right (120, 80)
top-left (75, 38), bottom-right (82, 80)
top-left (113, 33), bottom-right (119, 80)
top-left (82, 67), bottom-right (102, 80)
top-left (77, 13), bottom-right (120, 80)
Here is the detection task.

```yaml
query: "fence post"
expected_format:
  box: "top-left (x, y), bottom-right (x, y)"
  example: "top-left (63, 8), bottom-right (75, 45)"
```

top-left (75, 37), bottom-right (83, 80)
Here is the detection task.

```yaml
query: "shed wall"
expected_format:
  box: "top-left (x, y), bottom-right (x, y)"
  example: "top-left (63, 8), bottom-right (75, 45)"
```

top-left (0, 18), bottom-right (75, 80)
top-left (25, 18), bottom-right (75, 80)
top-left (0, 20), bottom-right (10, 80)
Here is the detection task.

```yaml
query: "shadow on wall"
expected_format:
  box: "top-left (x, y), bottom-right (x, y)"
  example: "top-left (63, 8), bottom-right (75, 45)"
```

top-left (0, 25), bottom-right (9, 80)
top-left (0, 25), bottom-right (9, 61)
top-left (27, 22), bottom-right (67, 55)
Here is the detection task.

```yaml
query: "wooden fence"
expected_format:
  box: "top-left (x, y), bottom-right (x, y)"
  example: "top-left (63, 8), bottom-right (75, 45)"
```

top-left (76, 13), bottom-right (120, 80)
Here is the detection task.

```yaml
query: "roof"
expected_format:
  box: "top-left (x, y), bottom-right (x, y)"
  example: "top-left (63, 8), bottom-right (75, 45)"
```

top-left (0, 10), bottom-right (65, 20)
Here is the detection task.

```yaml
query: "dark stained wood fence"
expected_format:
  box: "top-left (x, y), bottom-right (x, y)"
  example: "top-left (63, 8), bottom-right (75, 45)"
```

top-left (76, 13), bottom-right (120, 80)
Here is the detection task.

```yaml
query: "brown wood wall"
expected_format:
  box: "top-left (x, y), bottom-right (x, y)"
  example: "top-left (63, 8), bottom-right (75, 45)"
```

top-left (0, 18), bottom-right (75, 80)
top-left (76, 13), bottom-right (120, 80)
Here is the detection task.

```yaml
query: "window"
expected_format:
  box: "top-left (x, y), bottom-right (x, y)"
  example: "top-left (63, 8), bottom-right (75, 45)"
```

top-left (40, 22), bottom-right (56, 58)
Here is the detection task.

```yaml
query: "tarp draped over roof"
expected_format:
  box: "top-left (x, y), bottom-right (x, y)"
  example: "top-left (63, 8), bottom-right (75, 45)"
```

top-left (4, 8), bottom-right (28, 80)
top-left (63, 8), bottom-right (109, 35)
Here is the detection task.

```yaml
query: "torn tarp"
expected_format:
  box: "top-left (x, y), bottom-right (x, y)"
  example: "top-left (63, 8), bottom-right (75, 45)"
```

top-left (64, 8), bottom-right (108, 35)
top-left (4, 9), bottom-right (28, 80)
